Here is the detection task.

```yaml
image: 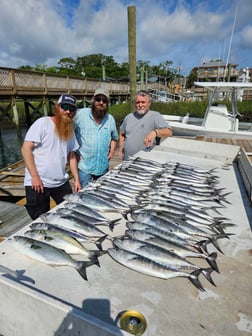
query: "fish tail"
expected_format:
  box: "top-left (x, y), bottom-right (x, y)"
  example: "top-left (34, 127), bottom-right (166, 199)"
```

top-left (206, 252), bottom-right (219, 273)
top-left (189, 269), bottom-right (205, 291)
top-left (209, 232), bottom-right (234, 253)
top-left (90, 249), bottom-right (107, 265)
top-left (216, 192), bottom-right (232, 204)
top-left (109, 218), bottom-right (121, 232)
top-left (211, 222), bottom-right (235, 235)
top-left (194, 240), bottom-right (209, 254)
top-left (121, 209), bottom-right (131, 220)
top-left (90, 255), bottom-right (101, 267)
top-left (77, 260), bottom-right (95, 281)
top-left (211, 206), bottom-right (224, 215)
top-left (208, 237), bottom-right (223, 254)
top-left (95, 235), bottom-right (108, 250)
top-left (201, 267), bottom-right (216, 286)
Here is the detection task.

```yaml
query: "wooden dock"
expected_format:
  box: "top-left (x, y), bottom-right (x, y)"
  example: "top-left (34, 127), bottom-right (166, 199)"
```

top-left (0, 153), bottom-right (122, 199)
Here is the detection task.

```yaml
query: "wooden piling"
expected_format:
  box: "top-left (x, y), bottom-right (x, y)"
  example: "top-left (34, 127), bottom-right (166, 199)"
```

top-left (128, 6), bottom-right (137, 113)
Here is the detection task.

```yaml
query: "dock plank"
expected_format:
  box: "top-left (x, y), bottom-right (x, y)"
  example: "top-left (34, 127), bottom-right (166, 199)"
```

top-left (0, 201), bottom-right (31, 239)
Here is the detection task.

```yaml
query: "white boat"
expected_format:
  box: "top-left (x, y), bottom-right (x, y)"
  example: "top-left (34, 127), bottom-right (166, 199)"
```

top-left (164, 82), bottom-right (252, 139)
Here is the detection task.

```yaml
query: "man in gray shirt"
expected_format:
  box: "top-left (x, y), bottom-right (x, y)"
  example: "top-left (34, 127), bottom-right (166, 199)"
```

top-left (119, 90), bottom-right (172, 160)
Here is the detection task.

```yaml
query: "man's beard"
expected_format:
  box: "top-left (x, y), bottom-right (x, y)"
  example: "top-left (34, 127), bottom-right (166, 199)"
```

top-left (92, 104), bottom-right (108, 119)
top-left (54, 111), bottom-right (73, 141)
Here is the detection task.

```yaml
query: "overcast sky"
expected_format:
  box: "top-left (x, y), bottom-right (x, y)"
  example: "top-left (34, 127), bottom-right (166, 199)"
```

top-left (1, 0), bottom-right (251, 74)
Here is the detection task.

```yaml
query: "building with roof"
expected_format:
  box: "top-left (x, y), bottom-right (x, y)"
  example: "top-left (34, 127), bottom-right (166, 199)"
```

top-left (197, 60), bottom-right (239, 82)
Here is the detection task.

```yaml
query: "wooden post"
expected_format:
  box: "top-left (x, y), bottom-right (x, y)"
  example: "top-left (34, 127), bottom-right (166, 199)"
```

top-left (11, 97), bottom-right (22, 137)
top-left (42, 97), bottom-right (48, 116)
top-left (128, 6), bottom-right (136, 113)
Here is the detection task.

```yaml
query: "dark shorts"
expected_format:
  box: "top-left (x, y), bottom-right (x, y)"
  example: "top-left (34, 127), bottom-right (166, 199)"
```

top-left (25, 181), bottom-right (73, 220)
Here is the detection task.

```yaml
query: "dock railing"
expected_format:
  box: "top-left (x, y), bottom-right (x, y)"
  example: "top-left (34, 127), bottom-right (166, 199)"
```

top-left (0, 66), bottom-right (169, 100)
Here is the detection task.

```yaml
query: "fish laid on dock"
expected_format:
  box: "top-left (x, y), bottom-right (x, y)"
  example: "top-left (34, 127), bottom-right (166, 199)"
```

top-left (13, 236), bottom-right (96, 280)
top-left (107, 248), bottom-right (207, 291)
top-left (10, 155), bottom-right (235, 291)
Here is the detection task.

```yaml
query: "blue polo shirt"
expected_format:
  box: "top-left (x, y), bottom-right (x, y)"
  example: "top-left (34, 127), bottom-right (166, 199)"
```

top-left (74, 108), bottom-right (118, 175)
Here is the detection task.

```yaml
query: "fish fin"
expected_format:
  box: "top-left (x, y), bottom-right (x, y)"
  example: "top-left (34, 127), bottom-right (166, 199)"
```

top-left (109, 218), bottom-right (121, 232)
top-left (95, 235), bottom-right (108, 251)
top-left (121, 209), bottom-right (131, 220)
top-left (211, 206), bottom-right (225, 215)
top-left (201, 267), bottom-right (216, 286)
top-left (216, 192), bottom-right (232, 204)
top-left (208, 236), bottom-right (223, 254)
top-left (189, 269), bottom-right (205, 291)
top-left (77, 260), bottom-right (95, 280)
top-left (206, 252), bottom-right (219, 273)
top-left (90, 250), bottom-right (107, 262)
top-left (91, 256), bottom-right (101, 268)
top-left (210, 222), bottom-right (235, 235)
top-left (207, 233), bottom-right (233, 253)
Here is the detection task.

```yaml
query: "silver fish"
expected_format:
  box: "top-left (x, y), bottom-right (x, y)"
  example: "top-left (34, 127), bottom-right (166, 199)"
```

top-left (24, 229), bottom-right (102, 261)
top-left (113, 237), bottom-right (214, 274)
top-left (63, 202), bottom-right (112, 221)
top-left (64, 193), bottom-right (126, 212)
top-left (107, 248), bottom-right (206, 291)
top-left (29, 222), bottom-right (107, 251)
top-left (13, 236), bottom-right (95, 280)
top-left (40, 212), bottom-right (107, 238)
top-left (56, 208), bottom-right (119, 231)
top-left (115, 234), bottom-right (219, 273)
top-left (127, 211), bottom-right (212, 239)
top-left (84, 189), bottom-right (130, 207)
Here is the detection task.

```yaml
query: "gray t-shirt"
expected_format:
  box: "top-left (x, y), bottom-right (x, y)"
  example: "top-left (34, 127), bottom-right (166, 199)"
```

top-left (120, 110), bottom-right (169, 160)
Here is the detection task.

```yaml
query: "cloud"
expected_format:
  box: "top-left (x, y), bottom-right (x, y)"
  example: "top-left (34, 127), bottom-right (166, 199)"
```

top-left (240, 26), bottom-right (252, 49)
top-left (0, 0), bottom-right (251, 73)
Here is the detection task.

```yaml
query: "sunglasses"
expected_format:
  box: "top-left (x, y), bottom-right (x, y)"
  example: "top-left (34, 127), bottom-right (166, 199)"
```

top-left (95, 96), bottom-right (108, 104)
top-left (60, 103), bottom-right (76, 113)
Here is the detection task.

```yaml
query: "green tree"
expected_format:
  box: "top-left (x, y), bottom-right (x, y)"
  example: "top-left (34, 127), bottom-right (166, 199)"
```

top-left (57, 57), bottom-right (77, 75)
top-left (34, 64), bottom-right (48, 72)
top-left (159, 60), bottom-right (177, 85)
top-left (186, 67), bottom-right (198, 88)
top-left (18, 65), bottom-right (34, 71)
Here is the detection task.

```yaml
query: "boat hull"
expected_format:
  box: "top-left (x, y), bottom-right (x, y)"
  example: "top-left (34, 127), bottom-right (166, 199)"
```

top-left (169, 121), bottom-right (252, 139)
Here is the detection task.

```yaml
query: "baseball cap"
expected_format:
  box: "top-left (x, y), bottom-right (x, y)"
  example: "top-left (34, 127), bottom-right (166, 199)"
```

top-left (94, 88), bottom-right (110, 100)
top-left (58, 94), bottom-right (77, 107)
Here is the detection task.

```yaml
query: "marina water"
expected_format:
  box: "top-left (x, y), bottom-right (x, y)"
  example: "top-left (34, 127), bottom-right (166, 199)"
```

top-left (0, 128), bottom-right (25, 170)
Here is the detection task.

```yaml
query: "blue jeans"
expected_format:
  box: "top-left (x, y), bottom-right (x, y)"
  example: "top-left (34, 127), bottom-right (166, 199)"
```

top-left (79, 169), bottom-right (108, 188)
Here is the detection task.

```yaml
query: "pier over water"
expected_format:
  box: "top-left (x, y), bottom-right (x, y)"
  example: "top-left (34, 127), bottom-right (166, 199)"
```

top-left (0, 66), bottom-right (167, 130)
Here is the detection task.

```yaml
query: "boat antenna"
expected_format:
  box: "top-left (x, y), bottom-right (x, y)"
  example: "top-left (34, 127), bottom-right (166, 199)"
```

top-left (223, 2), bottom-right (239, 81)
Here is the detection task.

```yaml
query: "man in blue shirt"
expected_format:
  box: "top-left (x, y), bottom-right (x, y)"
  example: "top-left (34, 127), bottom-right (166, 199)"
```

top-left (74, 88), bottom-right (118, 188)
